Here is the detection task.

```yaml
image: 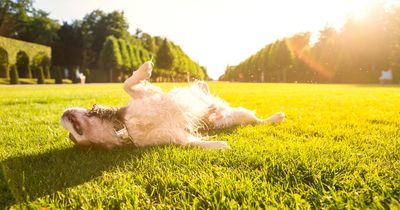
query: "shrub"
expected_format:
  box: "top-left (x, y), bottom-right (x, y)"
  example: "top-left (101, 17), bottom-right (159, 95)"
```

top-left (0, 47), bottom-right (9, 78)
top-left (44, 66), bottom-right (50, 79)
top-left (32, 52), bottom-right (51, 79)
top-left (16, 51), bottom-right (31, 78)
top-left (53, 66), bottom-right (63, 84)
top-left (83, 68), bottom-right (90, 83)
top-left (10, 65), bottom-right (19, 84)
top-left (37, 67), bottom-right (45, 84)
top-left (98, 36), bottom-right (122, 82)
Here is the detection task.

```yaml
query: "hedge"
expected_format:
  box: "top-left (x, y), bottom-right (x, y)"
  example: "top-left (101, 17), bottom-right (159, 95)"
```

top-left (0, 36), bottom-right (51, 66)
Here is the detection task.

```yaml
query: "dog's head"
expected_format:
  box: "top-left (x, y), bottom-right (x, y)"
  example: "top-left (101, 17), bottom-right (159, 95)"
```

top-left (60, 104), bottom-right (126, 148)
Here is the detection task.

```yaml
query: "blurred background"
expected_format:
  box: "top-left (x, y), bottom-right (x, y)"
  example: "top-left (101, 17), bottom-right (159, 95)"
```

top-left (0, 0), bottom-right (399, 84)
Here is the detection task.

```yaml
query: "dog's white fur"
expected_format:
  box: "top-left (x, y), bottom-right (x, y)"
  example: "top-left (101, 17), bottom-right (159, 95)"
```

top-left (61, 61), bottom-right (285, 149)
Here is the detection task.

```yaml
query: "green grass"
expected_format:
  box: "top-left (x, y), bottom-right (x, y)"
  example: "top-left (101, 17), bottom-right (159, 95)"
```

top-left (0, 83), bottom-right (399, 209)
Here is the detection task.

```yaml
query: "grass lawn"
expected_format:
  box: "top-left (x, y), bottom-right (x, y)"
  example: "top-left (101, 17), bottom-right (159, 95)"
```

top-left (0, 82), bottom-right (399, 209)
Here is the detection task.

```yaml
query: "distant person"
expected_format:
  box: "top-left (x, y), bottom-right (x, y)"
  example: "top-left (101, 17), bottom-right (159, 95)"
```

top-left (379, 69), bottom-right (393, 84)
top-left (79, 73), bottom-right (86, 84)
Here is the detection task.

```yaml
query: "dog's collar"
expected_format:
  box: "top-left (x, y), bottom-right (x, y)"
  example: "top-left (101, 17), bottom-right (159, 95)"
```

top-left (113, 119), bottom-right (135, 145)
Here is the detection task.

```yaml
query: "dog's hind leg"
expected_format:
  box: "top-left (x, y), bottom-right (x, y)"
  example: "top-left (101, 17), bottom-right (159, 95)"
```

top-left (210, 107), bottom-right (285, 129)
top-left (184, 135), bottom-right (230, 149)
top-left (123, 61), bottom-right (162, 98)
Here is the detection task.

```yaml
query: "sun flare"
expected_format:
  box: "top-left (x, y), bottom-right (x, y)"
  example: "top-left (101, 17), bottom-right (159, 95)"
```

top-left (341, 0), bottom-right (378, 21)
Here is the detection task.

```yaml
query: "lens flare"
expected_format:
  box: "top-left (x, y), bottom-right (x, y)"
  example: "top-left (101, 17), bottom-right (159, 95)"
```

top-left (285, 39), bottom-right (334, 79)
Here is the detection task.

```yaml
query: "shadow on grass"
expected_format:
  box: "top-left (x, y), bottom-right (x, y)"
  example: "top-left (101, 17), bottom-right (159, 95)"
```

top-left (0, 167), bottom-right (15, 209)
top-left (1, 146), bottom-right (150, 204)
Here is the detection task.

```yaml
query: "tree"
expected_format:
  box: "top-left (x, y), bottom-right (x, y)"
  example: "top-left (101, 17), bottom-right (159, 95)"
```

top-left (98, 36), bottom-right (122, 82)
top-left (0, 47), bottom-right (9, 78)
top-left (118, 39), bottom-right (132, 72)
top-left (0, 0), bottom-right (59, 45)
top-left (156, 39), bottom-right (173, 70)
top-left (19, 9), bottom-right (59, 45)
top-left (0, 0), bottom-right (33, 38)
top-left (52, 21), bottom-right (84, 67)
top-left (16, 51), bottom-right (30, 78)
top-left (81, 10), bottom-right (129, 69)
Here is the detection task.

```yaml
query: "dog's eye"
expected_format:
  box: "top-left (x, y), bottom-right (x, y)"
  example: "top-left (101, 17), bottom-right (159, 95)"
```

top-left (69, 117), bottom-right (83, 135)
top-left (73, 122), bottom-right (83, 135)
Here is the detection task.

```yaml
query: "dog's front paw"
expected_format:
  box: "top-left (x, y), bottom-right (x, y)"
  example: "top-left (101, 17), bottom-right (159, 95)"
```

top-left (132, 61), bottom-right (153, 81)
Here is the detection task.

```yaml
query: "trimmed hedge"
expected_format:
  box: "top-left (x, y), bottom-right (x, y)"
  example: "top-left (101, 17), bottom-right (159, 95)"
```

top-left (0, 36), bottom-right (51, 67)
top-left (37, 67), bottom-right (45, 84)
top-left (0, 47), bottom-right (8, 78)
top-left (10, 65), bottom-right (19, 84)
top-left (16, 51), bottom-right (31, 78)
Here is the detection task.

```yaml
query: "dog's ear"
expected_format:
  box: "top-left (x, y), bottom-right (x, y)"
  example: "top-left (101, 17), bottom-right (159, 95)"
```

top-left (72, 122), bottom-right (83, 135)
top-left (116, 106), bottom-right (127, 121)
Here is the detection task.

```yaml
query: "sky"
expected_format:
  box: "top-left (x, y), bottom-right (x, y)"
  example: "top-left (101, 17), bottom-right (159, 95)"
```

top-left (34, 0), bottom-right (397, 79)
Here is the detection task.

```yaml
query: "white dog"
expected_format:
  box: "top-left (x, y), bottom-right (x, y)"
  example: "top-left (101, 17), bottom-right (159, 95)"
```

top-left (61, 61), bottom-right (285, 149)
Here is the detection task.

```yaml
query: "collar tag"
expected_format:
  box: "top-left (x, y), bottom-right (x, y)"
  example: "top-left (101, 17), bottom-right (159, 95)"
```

top-left (114, 124), bottom-right (135, 144)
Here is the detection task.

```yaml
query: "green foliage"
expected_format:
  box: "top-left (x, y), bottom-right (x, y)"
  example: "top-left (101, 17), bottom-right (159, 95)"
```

top-left (0, 36), bottom-right (51, 66)
top-left (155, 39), bottom-right (206, 81)
top-left (98, 36), bottom-right (122, 82)
top-left (36, 66), bottom-right (44, 84)
top-left (9, 64), bottom-right (18, 84)
top-left (156, 39), bottom-right (173, 70)
top-left (0, 0), bottom-right (59, 45)
top-left (16, 51), bottom-right (30, 78)
top-left (32, 52), bottom-right (51, 80)
top-left (0, 83), bottom-right (399, 208)
top-left (79, 10), bottom-right (129, 69)
top-left (117, 39), bottom-right (132, 71)
top-left (52, 21), bottom-right (84, 67)
top-left (0, 47), bottom-right (9, 78)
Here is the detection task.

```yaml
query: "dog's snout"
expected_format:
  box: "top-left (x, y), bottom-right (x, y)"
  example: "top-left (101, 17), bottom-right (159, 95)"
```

top-left (62, 109), bottom-right (74, 120)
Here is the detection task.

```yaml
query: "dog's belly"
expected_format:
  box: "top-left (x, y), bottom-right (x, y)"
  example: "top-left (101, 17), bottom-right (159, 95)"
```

top-left (124, 87), bottom-right (218, 147)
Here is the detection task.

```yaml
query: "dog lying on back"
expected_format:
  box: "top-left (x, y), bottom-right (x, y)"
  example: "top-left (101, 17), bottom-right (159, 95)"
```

top-left (61, 62), bottom-right (285, 149)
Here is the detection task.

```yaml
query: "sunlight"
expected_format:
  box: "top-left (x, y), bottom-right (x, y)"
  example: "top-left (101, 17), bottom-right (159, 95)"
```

top-left (344, 0), bottom-right (376, 21)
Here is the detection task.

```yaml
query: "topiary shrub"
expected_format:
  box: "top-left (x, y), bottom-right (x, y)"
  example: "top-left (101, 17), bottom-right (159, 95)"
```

top-left (37, 66), bottom-right (45, 84)
top-left (0, 47), bottom-right (9, 78)
top-left (10, 65), bottom-right (19, 84)
top-left (83, 68), bottom-right (90, 83)
top-left (16, 51), bottom-right (31, 78)
top-left (32, 52), bottom-right (51, 79)
top-left (53, 66), bottom-right (63, 84)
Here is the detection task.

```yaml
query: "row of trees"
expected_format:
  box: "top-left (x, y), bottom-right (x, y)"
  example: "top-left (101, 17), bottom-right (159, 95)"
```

top-left (97, 36), bottom-right (152, 82)
top-left (0, 0), bottom-right (209, 83)
top-left (53, 9), bottom-right (208, 82)
top-left (220, 3), bottom-right (400, 84)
